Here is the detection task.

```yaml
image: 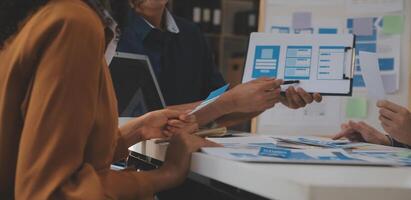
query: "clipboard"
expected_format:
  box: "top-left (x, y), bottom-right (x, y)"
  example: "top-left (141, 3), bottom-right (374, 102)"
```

top-left (242, 33), bottom-right (356, 96)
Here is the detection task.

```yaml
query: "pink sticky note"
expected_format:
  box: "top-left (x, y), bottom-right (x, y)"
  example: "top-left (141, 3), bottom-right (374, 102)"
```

top-left (381, 74), bottom-right (398, 94)
top-left (353, 17), bottom-right (373, 36)
top-left (292, 12), bottom-right (312, 30)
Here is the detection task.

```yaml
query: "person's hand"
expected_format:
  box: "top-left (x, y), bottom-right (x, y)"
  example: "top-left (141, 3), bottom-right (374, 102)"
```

top-left (377, 100), bottom-right (411, 146)
top-left (280, 86), bottom-right (322, 109)
top-left (221, 77), bottom-right (283, 113)
top-left (333, 121), bottom-right (390, 145)
top-left (140, 109), bottom-right (198, 140)
top-left (160, 134), bottom-right (221, 187)
top-left (165, 111), bottom-right (199, 136)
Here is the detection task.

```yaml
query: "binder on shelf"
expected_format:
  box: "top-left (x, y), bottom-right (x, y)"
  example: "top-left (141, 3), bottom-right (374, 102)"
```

top-left (211, 0), bottom-right (222, 33)
top-left (234, 10), bottom-right (258, 35)
top-left (192, 0), bottom-right (202, 27)
top-left (201, 1), bottom-right (212, 32)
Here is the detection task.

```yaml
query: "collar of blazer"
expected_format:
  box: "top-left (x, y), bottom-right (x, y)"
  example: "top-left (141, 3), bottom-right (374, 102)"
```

top-left (86, 0), bottom-right (120, 64)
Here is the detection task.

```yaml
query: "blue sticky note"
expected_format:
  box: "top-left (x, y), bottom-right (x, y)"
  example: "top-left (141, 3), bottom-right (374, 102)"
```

top-left (379, 58), bottom-right (394, 71)
top-left (204, 84), bottom-right (230, 101)
top-left (353, 74), bottom-right (366, 87)
top-left (259, 147), bottom-right (291, 158)
top-left (318, 28), bottom-right (338, 34)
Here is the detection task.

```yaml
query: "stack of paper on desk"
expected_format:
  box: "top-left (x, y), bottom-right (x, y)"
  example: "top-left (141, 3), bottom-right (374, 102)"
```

top-left (274, 136), bottom-right (373, 149)
top-left (202, 136), bottom-right (411, 166)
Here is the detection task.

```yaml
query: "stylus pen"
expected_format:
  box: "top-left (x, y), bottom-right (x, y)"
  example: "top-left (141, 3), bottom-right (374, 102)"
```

top-left (282, 80), bottom-right (300, 85)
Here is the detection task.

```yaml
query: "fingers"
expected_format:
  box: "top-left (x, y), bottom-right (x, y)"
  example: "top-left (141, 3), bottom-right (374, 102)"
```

top-left (284, 87), bottom-right (297, 108)
top-left (263, 88), bottom-right (281, 100)
top-left (333, 123), bottom-right (354, 140)
top-left (333, 130), bottom-right (351, 140)
top-left (173, 134), bottom-right (218, 153)
top-left (313, 93), bottom-right (322, 103)
top-left (168, 119), bottom-right (185, 128)
top-left (260, 78), bottom-right (283, 91)
top-left (377, 100), bottom-right (404, 113)
top-left (379, 108), bottom-right (397, 121)
top-left (163, 130), bottom-right (173, 137)
top-left (296, 87), bottom-right (314, 104)
top-left (378, 115), bottom-right (395, 127)
top-left (189, 136), bottom-right (222, 152)
top-left (287, 86), bottom-right (306, 108)
top-left (202, 139), bottom-right (223, 148)
top-left (351, 121), bottom-right (378, 141)
top-left (162, 109), bottom-right (184, 119)
top-left (166, 123), bottom-right (199, 135)
top-left (178, 113), bottom-right (196, 123)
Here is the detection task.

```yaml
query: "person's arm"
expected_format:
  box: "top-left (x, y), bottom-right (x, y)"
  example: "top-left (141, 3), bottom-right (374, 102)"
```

top-left (333, 121), bottom-right (391, 145)
top-left (167, 101), bottom-right (200, 111)
top-left (14, 7), bottom-right (200, 199)
top-left (167, 79), bottom-right (322, 128)
top-left (377, 100), bottom-right (411, 146)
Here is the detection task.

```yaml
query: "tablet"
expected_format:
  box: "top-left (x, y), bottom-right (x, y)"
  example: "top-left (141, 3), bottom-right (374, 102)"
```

top-left (109, 52), bottom-right (165, 117)
top-left (242, 33), bottom-right (355, 96)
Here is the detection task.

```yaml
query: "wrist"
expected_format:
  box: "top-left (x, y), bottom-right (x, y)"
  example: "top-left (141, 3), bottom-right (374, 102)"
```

top-left (157, 163), bottom-right (183, 189)
top-left (217, 93), bottom-right (237, 114)
top-left (383, 135), bottom-right (394, 146)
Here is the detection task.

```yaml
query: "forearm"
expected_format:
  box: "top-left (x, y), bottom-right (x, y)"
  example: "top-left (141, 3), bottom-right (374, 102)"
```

top-left (387, 135), bottom-right (411, 149)
top-left (193, 96), bottom-right (235, 126)
top-left (119, 117), bottom-right (146, 147)
top-left (215, 111), bottom-right (262, 128)
top-left (167, 102), bottom-right (200, 111)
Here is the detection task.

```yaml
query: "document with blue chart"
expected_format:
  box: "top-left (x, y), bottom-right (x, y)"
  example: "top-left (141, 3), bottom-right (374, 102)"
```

top-left (243, 33), bottom-right (355, 95)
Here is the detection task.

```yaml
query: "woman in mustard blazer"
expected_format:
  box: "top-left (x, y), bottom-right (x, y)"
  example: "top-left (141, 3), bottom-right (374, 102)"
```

top-left (0, 0), bottom-right (215, 199)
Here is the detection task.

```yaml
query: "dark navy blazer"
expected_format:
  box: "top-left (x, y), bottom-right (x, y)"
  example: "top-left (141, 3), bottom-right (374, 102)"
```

top-left (117, 11), bottom-right (225, 106)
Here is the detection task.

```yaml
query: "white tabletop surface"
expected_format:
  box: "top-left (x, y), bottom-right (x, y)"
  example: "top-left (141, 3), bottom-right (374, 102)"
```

top-left (134, 139), bottom-right (411, 200)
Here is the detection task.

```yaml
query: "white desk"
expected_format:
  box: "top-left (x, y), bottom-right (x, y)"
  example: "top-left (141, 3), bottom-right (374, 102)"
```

top-left (134, 139), bottom-right (411, 200)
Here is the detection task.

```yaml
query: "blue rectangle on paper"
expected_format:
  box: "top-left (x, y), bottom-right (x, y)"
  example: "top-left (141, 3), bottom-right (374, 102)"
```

top-left (320, 46), bottom-right (346, 49)
top-left (319, 28), bottom-right (338, 34)
top-left (356, 29), bottom-right (377, 41)
top-left (379, 58), bottom-right (395, 71)
top-left (356, 43), bottom-right (376, 54)
top-left (271, 26), bottom-right (290, 34)
top-left (252, 46), bottom-right (281, 78)
top-left (259, 147), bottom-right (291, 158)
top-left (288, 152), bottom-right (314, 160)
top-left (347, 19), bottom-right (353, 28)
top-left (205, 84), bottom-right (229, 101)
top-left (353, 74), bottom-right (366, 87)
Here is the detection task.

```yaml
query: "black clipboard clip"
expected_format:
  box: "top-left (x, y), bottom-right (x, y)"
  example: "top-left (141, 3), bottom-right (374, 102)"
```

top-left (342, 46), bottom-right (356, 80)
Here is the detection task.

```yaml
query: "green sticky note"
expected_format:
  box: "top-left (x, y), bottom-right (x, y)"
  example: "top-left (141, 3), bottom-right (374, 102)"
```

top-left (383, 15), bottom-right (404, 34)
top-left (346, 97), bottom-right (368, 119)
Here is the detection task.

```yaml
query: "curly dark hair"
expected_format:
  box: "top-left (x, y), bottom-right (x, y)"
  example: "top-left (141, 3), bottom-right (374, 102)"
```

top-left (0, 0), bottom-right (129, 49)
top-left (0, 0), bottom-right (50, 48)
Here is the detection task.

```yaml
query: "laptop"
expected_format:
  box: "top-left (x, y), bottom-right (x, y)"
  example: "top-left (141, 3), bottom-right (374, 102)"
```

top-left (109, 52), bottom-right (166, 118)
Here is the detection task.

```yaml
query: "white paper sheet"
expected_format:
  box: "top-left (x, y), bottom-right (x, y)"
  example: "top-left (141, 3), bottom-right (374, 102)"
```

top-left (346, 0), bottom-right (404, 14)
top-left (243, 33), bottom-right (354, 95)
top-left (359, 52), bottom-right (386, 100)
top-left (207, 136), bottom-right (277, 148)
top-left (201, 147), bottom-right (395, 166)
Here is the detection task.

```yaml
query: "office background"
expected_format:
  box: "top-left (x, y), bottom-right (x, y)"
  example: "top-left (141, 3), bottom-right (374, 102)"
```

top-left (255, 0), bottom-right (410, 136)
top-left (165, 0), bottom-right (409, 135)
top-left (169, 0), bottom-right (260, 132)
